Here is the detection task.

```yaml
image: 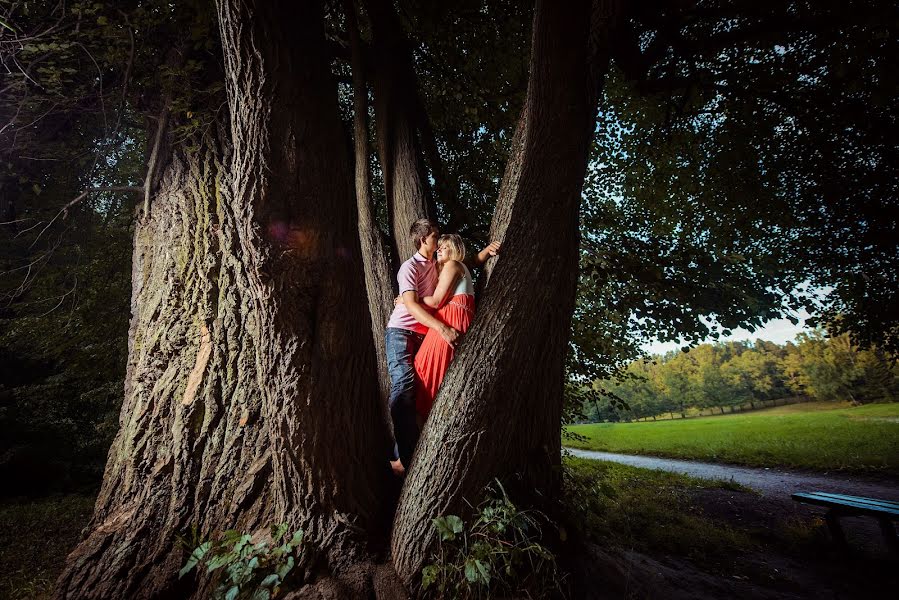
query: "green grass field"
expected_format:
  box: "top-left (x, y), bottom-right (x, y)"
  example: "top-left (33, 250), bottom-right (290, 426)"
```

top-left (566, 401), bottom-right (899, 474)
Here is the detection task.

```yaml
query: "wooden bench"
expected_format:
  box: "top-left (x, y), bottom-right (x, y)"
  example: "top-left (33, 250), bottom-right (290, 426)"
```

top-left (791, 491), bottom-right (899, 553)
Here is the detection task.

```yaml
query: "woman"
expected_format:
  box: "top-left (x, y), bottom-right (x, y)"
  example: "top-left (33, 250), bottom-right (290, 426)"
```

top-left (409, 234), bottom-right (475, 423)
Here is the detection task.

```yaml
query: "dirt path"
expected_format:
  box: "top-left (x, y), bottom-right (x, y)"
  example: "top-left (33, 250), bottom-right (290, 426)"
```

top-left (565, 448), bottom-right (899, 501)
top-left (567, 449), bottom-right (899, 599)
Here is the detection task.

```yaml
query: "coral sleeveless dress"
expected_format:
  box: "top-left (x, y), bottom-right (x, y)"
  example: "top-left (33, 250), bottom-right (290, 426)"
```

top-left (414, 263), bottom-right (475, 421)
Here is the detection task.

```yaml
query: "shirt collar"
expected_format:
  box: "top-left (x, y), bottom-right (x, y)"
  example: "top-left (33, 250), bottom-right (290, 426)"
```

top-left (413, 252), bottom-right (433, 263)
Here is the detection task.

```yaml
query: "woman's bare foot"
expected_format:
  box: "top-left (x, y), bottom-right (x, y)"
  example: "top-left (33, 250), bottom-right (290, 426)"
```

top-left (390, 459), bottom-right (406, 477)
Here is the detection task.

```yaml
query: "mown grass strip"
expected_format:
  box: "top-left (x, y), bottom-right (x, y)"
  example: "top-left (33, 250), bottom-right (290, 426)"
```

top-left (566, 402), bottom-right (899, 474)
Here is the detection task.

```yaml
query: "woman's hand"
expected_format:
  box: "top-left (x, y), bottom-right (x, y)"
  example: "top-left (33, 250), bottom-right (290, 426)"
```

top-left (474, 241), bottom-right (501, 266)
top-left (394, 295), bottom-right (404, 306)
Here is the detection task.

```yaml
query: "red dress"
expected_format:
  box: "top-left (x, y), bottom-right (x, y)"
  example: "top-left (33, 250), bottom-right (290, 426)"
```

top-left (414, 292), bottom-right (475, 421)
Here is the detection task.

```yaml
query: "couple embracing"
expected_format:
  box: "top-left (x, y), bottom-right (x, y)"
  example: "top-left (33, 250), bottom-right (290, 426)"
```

top-left (385, 219), bottom-right (500, 477)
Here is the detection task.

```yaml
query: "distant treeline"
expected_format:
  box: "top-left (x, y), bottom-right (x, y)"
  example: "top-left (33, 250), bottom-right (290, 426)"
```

top-left (583, 332), bottom-right (898, 422)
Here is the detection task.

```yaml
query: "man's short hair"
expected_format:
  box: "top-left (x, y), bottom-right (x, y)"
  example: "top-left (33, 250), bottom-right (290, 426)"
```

top-left (410, 218), bottom-right (438, 246)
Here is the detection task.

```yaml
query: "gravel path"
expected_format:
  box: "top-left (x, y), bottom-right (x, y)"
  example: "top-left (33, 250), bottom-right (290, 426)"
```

top-left (565, 448), bottom-right (899, 501)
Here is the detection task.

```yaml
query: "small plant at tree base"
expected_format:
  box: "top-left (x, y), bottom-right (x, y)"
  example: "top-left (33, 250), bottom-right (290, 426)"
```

top-left (179, 523), bottom-right (303, 600)
top-left (421, 481), bottom-right (563, 599)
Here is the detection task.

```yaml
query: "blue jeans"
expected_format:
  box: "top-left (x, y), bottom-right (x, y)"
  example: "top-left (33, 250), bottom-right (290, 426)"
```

top-left (386, 327), bottom-right (425, 466)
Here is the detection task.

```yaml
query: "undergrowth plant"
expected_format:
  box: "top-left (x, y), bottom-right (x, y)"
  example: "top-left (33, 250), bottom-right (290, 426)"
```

top-left (179, 523), bottom-right (303, 600)
top-left (421, 481), bottom-right (563, 599)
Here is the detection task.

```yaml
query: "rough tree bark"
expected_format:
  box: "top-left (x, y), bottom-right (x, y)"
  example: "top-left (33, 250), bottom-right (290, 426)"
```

top-left (215, 0), bottom-right (390, 567)
top-left (344, 0), bottom-right (396, 408)
top-left (392, 0), bottom-right (620, 587)
top-left (54, 130), bottom-right (268, 600)
top-left (54, 1), bottom-right (391, 597)
top-left (480, 0), bottom-right (620, 291)
top-left (365, 0), bottom-right (434, 259)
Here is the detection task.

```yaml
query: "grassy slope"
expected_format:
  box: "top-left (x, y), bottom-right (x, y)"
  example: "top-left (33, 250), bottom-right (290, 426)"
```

top-left (564, 457), bottom-right (754, 564)
top-left (566, 401), bottom-right (899, 473)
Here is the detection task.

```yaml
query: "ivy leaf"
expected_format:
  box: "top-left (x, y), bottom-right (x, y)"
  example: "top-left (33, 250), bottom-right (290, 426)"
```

top-left (271, 522), bottom-right (289, 541)
top-left (178, 541), bottom-right (210, 578)
top-left (289, 529), bottom-right (303, 547)
top-left (276, 555), bottom-right (294, 580)
top-left (433, 515), bottom-right (463, 541)
top-left (259, 573), bottom-right (280, 588)
top-left (206, 550), bottom-right (236, 572)
top-left (224, 585), bottom-right (239, 600)
top-left (233, 533), bottom-right (252, 554)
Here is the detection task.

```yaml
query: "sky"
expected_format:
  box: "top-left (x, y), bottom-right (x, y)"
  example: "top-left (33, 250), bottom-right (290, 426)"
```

top-left (641, 309), bottom-right (814, 356)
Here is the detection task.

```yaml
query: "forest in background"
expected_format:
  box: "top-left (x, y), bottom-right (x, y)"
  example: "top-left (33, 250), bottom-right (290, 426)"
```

top-left (582, 332), bottom-right (899, 423)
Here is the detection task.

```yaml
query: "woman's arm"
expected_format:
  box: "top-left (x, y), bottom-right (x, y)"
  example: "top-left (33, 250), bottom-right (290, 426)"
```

top-left (421, 261), bottom-right (463, 308)
top-left (466, 241), bottom-right (501, 268)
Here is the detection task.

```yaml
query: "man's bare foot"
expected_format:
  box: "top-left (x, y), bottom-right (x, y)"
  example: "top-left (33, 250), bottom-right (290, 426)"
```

top-left (390, 459), bottom-right (406, 478)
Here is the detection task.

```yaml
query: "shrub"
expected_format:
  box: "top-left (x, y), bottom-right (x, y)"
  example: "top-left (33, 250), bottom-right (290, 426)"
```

top-left (421, 482), bottom-right (562, 599)
top-left (179, 523), bottom-right (303, 600)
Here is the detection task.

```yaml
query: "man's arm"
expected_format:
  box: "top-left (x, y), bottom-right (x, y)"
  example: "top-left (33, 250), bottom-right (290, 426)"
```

top-left (402, 290), bottom-right (460, 345)
top-left (466, 241), bottom-right (501, 268)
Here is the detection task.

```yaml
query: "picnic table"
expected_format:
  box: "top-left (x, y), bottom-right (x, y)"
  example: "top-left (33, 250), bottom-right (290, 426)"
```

top-left (792, 491), bottom-right (899, 553)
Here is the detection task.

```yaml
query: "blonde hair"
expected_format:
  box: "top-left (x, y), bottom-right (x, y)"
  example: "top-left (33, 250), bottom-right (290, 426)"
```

top-left (438, 234), bottom-right (466, 262)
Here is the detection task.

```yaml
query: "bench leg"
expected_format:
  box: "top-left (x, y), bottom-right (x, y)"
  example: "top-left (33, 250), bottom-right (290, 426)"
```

top-left (878, 518), bottom-right (899, 554)
top-left (825, 511), bottom-right (849, 551)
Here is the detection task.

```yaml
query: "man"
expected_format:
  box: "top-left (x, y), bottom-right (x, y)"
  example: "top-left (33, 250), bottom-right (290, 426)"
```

top-left (385, 219), bottom-right (499, 475)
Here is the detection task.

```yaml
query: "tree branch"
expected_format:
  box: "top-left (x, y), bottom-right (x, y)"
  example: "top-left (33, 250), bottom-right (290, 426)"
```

top-left (28, 186), bottom-right (142, 249)
top-left (143, 98), bottom-right (170, 217)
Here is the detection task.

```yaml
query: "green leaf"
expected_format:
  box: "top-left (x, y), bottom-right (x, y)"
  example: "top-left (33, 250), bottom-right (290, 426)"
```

top-left (32, 184), bottom-right (42, 195)
top-left (276, 555), bottom-right (294, 580)
top-left (224, 585), bottom-right (239, 600)
top-left (246, 556), bottom-right (259, 572)
top-left (272, 523), bottom-right (289, 541)
top-left (474, 559), bottom-right (491, 584)
top-left (421, 565), bottom-right (438, 590)
top-left (433, 515), bottom-right (464, 541)
top-left (259, 573), bottom-right (280, 588)
top-left (251, 589), bottom-right (271, 600)
top-left (178, 541), bottom-right (211, 578)
top-left (289, 529), bottom-right (303, 547)
top-left (234, 533), bottom-right (252, 554)
top-left (206, 550), bottom-right (236, 572)
top-left (464, 559), bottom-right (479, 583)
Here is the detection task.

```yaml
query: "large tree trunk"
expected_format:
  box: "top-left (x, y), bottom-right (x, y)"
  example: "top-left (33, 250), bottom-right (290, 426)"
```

top-left (54, 132), bottom-right (266, 600)
top-left (55, 1), bottom-right (390, 597)
top-left (345, 0), bottom-right (396, 408)
top-left (391, 0), bottom-right (601, 587)
top-left (366, 0), bottom-right (434, 259)
top-left (480, 0), bottom-right (619, 291)
top-left (215, 0), bottom-right (391, 568)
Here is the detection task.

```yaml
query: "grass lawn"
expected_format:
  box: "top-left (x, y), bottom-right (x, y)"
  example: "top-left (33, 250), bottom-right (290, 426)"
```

top-left (563, 457), bottom-right (755, 564)
top-left (0, 494), bottom-right (95, 599)
top-left (2, 462), bottom-right (893, 599)
top-left (566, 401), bottom-right (899, 474)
